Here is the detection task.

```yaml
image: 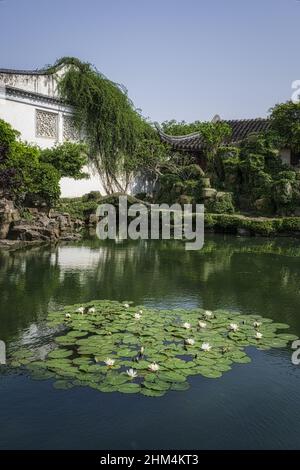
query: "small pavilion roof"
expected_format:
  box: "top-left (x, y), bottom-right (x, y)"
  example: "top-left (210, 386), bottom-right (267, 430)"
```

top-left (156, 118), bottom-right (271, 151)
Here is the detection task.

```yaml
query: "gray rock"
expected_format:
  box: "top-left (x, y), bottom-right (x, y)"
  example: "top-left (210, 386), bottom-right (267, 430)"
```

top-left (1, 200), bottom-right (83, 244)
top-left (202, 188), bottom-right (217, 199)
top-left (60, 234), bottom-right (81, 241)
top-left (0, 199), bottom-right (20, 239)
top-left (200, 177), bottom-right (211, 188)
top-left (89, 213), bottom-right (99, 225)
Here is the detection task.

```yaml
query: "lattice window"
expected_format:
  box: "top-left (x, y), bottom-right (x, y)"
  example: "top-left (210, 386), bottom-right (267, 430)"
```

top-left (63, 115), bottom-right (79, 141)
top-left (36, 109), bottom-right (58, 139)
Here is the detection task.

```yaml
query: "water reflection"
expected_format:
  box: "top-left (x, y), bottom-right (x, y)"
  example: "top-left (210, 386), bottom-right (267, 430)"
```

top-left (1, 236), bottom-right (300, 345)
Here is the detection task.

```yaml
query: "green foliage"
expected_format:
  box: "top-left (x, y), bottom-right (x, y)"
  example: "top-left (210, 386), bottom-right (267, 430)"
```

top-left (56, 192), bottom-right (147, 221)
top-left (81, 191), bottom-right (102, 202)
top-left (180, 163), bottom-right (205, 179)
top-left (217, 133), bottom-right (300, 215)
top-left (161, 119), bottom-right (206, 135)
top-left (204, 213), bottom-right (300, 236)
top-left (270, 101), bottom-right (300, 152)
top-left (206, 192), bottom-right (235, 214)
top-left (55, 198), bottom-right (98, 219)
top-left (217, 146), bottom-right (240, 191)
top-left (8, 299), bottom-right (297, 396)
top-left (56, 57), bottom-right (156, 193)
top-left (0, 119), bottom-right (88, 207)
top-left (161, 119), bottom-right (231, 169)
top-left (156, 165), bottom-right (205, 205)
top-left (0, 119), bottom-right (20, 163)
top-left (40, 142), bottom-right (89, 179)
top-left (0, 123), bottom-right (61, 206)
top-left (156, 120), bottom-right (232, 204)
top-left (159, 104), bottom-right (300, 216)
top-left (129, 136), bottom-right (169, 178)
top-left (24, 162), bottom-right (61, 206)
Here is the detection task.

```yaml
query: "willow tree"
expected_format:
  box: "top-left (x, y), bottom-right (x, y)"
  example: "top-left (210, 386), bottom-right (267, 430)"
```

top-left (55, 57), bottom-right (153, 194)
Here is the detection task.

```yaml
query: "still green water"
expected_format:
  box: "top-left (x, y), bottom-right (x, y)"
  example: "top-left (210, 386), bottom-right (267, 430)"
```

top-left (1, 235), bottom-right (300, 449)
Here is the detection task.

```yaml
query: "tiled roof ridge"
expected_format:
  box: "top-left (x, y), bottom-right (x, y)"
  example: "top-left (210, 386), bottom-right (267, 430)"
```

top-left (156, 118), bottom-right (271, 150)
top-left (4, 85), bottom-right (65, 105)
top-left (0, 67), bottom-right (51, 75)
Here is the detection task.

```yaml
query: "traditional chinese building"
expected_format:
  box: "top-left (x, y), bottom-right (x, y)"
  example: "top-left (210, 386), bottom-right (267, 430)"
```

top-left (157, 117), bottom-right (298, 167)
top-left (0, 62), bottom-right (103, 196)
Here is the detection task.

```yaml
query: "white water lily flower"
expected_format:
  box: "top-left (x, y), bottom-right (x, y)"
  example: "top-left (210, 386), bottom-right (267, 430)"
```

top-left (126, 368), bottom-right (138, 379)
top-left (65, 313), bottom-right (71, 319)
top-left (253, 321), bottom-right (261, 328)
top-left (255, 332), bottom-right (263, 340)
top-left (140, 346), bottom-right (145, 354)
top-left (134, 313), bottom-right (142, 320)
top-left (204, 310), bottom-right (213, 318)
top-left (138, 310), bottom-right (143, 315)
top-left (185, 338), bottom-right (195, 346)
top-left (148, 362), bottom-right (159, 372)
top-left (76, 307), bottom-right (84, 314)
top-left (183, 322), bottom-right (191, 329)
top-left (198, 321), bottom-right (207, 328)
top-left (229, 323), bottom-right (239, 332)
top-left (88, 307), bottom-right (95, 314)
top-left (201, 342), bottom-right (212, 352)
top-left (104, 358), bottom-right (115, 367)
top-left (124, 303), bottom-right (130, 308)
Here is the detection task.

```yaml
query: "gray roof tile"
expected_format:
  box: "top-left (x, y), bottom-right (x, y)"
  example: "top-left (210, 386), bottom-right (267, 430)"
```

top-left (157, 119), bottom-right (271, 150)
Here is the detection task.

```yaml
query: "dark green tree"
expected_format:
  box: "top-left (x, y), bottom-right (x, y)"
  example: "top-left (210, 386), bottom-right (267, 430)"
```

top-left (0, 119), bottom-right (87, 206)
top-left (270, 101), bottom-right (300, 152)
top-left (40, 142), bottom-right (89, 180)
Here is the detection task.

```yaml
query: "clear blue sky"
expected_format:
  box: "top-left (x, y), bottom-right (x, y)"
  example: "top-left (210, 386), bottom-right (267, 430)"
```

top-left (0, 0), bottom-right (299, 122)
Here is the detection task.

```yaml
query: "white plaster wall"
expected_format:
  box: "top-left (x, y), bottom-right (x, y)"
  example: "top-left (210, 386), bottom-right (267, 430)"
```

top-left (0, 65), bottom-right (69, 98)
top-left (0, 96), bottom-right (58, 148)
top-left (60, 170), bottom-right (105, 198)
top-left (0, 67), bottom-right (140, 197)
top-left (0, 91), bottom-right (106, 196)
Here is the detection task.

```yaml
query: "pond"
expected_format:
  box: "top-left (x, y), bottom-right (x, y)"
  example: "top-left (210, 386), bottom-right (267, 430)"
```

top-left (0, 235), bottom-right (300, 450)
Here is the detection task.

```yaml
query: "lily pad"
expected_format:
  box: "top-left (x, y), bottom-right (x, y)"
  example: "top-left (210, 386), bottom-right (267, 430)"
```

top-left (117, 383), bottom-right (141, 394)
top-left (9, 299), bottom-right (297, 397)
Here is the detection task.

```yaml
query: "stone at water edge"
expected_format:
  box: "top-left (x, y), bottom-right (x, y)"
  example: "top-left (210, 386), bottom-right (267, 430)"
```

top-left (0, 198), bottom-right (20, 239)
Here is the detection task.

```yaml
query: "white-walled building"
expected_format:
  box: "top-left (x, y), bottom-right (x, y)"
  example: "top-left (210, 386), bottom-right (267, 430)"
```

top-left (0, 64), bottom-right (104, 197)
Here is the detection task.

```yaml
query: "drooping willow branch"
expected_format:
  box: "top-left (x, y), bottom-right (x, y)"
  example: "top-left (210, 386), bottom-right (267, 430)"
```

top-left (55, 57), bottom-right (153, 194)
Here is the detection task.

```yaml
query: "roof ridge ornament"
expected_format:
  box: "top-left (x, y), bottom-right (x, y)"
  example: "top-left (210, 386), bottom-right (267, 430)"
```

top-left (211, 114), bottom-right (221, 123)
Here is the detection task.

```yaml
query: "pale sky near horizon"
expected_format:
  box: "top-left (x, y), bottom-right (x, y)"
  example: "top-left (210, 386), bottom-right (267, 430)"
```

top-left (0, 0), bottom-right (300, 196)
top-left (0, 0), bottom-right (300, 123)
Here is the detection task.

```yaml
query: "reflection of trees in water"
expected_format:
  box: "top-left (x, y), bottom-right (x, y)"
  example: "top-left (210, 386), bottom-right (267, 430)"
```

top-left (199, 245), bottom-right (300, 332)
top-left (1, 236), bottom-right (300, 343)
top-left (0, 247), bottom-right (61, 342)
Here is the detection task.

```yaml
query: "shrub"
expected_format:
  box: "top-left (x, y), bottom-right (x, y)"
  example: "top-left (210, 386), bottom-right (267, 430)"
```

top-left (40, 142), bottom-right (89, 180)
top-left (25, 163), bottom-right (61, 207)
top-left (242, 219), bottom-right (276, 236)
top-left (0, 136), bottom-right (60, 206)
top-left (280, 217), bottom-right (300, 232)
top-left (0, 119), bottom-right (88, 208)
top-left (0, 119), bottom-right (20, 163)
top-left (206, 192), bottom-right (235, 214)
top-left (55, 198), bottom-right (98, 219)
top-left (82, 191), bottom-right (102, 202)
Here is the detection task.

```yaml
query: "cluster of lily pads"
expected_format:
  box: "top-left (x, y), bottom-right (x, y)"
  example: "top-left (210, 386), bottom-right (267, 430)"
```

top-left (9, 300), bottom-right (298, 397)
